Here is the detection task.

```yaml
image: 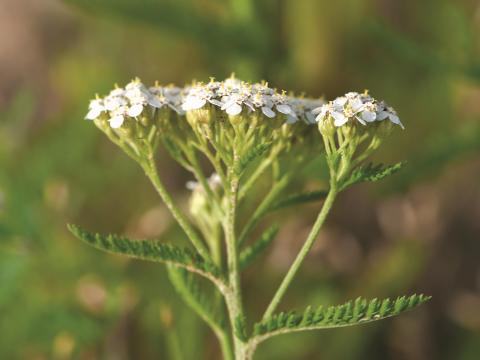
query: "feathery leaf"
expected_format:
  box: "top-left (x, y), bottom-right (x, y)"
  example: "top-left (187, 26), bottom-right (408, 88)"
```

top-left (167, 265), bottom-right (226, 333)
top-left (234, 315), bottom-right (249, 342)
top-left (342, 161), bottom-right (405, 190)
top-left (239, 224), bottom-right (279, 270)
top-left (251, 294), bottom-right (430, 344)
top-left (268, 190), bottom-right (328, 212)
top-left (68, 224), bottom-right (224, 286)
top-left (236, 143), bottom-right (272, 175)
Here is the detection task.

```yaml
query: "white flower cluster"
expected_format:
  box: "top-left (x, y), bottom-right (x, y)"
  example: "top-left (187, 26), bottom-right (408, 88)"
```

top-left (86, 77), bottom-right (325, 128)
top-left (186, 173), bottom-right (222, 192)
top-left (85, 79), bottom-right (182, 129)
top-left (314, 92), bottom-right (403, 129)
top-left (182, 77), bottom-right (321, 123)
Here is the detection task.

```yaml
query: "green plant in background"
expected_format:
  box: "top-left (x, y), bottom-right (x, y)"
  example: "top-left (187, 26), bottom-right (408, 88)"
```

top-left (69, 77), bottom-right (430, 360)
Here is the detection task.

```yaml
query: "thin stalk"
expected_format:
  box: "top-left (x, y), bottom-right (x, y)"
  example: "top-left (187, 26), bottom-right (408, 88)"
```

top-left (262, 186), bottom-right (338, 320)
top-left (238, 174), bottom-right (291, 247)
top-left (143, 155), bottom-right (212, 262)
top-left (238, 147), bottom-right (279, 201)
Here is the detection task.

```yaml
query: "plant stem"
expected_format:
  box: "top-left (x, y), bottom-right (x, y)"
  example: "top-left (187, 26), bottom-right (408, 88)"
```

top-left (238, 157), bottom-right (271, 200)
top-left (238, 174), bottom-right (290, 247)
top-left (223, 159), bottom-right (248, 359)
top-left (143, 155), bottom-right (212, 263)
top-left (262, 186), bottom-right (338, 320)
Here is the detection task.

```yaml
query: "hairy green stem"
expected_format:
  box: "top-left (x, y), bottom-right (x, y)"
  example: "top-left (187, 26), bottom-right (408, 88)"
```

top-left (143, 155), bottom-right (212, 262)
top-left (223, 160), bottom-right (248, 359)
top-left (262, 186), bottom-right (338, 320)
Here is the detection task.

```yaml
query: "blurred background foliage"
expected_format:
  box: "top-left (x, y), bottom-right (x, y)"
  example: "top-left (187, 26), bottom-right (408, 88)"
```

top-left (0, 0), bottom-right (479, 359)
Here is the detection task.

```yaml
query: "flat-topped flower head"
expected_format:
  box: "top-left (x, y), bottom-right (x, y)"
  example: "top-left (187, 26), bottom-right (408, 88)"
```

top-left (288, 96), bottom-right (325, 124)
top-left (180, 76), bottom-right (305, 123)
top-left (149, 83), bottom-right (183, 114)
top-left (315, 91), bottom-right (404, 130)
top-left (315, 91), bottom-right (404, 184)
top-left (182, 81), bottom-right (223, 111)
top-left (85, 78), bottom-right (185, 135)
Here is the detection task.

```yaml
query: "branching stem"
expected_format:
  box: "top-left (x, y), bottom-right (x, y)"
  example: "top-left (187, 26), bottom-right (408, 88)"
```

top-left (262, 185), bottom-right (338, 320)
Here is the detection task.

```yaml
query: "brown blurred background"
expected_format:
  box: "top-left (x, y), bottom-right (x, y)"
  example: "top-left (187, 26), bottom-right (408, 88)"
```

top-left (0, 0), bottom-right (479, 359)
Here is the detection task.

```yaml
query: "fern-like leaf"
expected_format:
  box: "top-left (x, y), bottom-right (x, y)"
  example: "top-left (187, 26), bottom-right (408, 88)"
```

top-left (342, 161), bottom-right (405, 190)
top-left (236, 143), bottom-right (272, 175)
top-left (268, 190), bottom-right (328, 212)
top-left (234, 315), bottom-right (249, 342)
top-left (68, 224), bottom-right (225, 288)
top-left (251, 294), bottom-right (430, 344)
top-left (240, 224), bottom-right (279, 270)
top-left (167, 265), bottom-right (226, 333)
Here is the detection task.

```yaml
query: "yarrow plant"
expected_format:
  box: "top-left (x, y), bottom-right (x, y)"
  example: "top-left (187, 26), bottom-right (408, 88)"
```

top-left (70, 75), bottom-right (429, 360)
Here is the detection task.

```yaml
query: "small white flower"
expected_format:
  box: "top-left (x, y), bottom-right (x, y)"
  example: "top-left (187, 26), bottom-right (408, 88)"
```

top-left (182, 83), bottom-right (221, 111)
top-left (124, 80), bottom-right (162, 117)
top-left (108, 105), bottom-right (128, 129)
top-left (377, 102), bottom-right (404, 129)
top-left (316, 92), bottom-right (403, 129)
top-left (85, 99), bottom-right (105, 120)
top-left (104, 93), bottom-right (127, 112)
top-left (289, 97), bottom-right (325, 124)
top-left (149, 85), bottom-right (183, 113)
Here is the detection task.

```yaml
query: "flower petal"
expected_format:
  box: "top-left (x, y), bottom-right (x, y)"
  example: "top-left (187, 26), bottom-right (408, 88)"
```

top-left (286, 115), bottom-right (298, 124)
top-left (85, 107), bottom-right (102, 120)
top-left (226, 103), bottom-right (242, 116)
top-left (109, 115), bottom-right (125, 129)
top-left (305, 112), bottom-right (316, 124)
top-left (355, 115), bottom-right (367, 125)
top-left (350, 98), bottom-right (364, 112)
top-left (360, 110), bottom-right (376, 122)
top-left (261, 106), bottom-right (275, 118)
top-left (276, 104), bottom-right (293, 114)
top-left (183, 97), bottom-right (206, 111)
top-left (332, 111), bottom-right (348, 126)
top-left (376, 110), bottom-right (389, 120)
top-left (209, 99), bottom-right (223, 107)
top-left (148, 96), bottom-right (163, 108)
top-left (127, 104), bottom-right (143, 117)
top-left (389, 114), bottom-right (404, 129)
top-left (333, 97), bottom-right (347, 107)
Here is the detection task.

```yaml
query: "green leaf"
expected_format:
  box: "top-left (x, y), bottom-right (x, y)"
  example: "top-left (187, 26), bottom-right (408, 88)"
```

top-left (234, 315), bottom-right (249, 342)
top-left (236, 143), bottom-right (272, 175)
top-left (252, 294), bottom-right (430, 343)
top-left (268, 190), bottom-right (328, 212)
top-left (67, 224), bottom-right (223, 284)
top-left (167, 265), bottom-right (226, 333)
top-left (342, 161), bottom-right (405, 190)
top-left (239, 224), bottom-right (279, 270)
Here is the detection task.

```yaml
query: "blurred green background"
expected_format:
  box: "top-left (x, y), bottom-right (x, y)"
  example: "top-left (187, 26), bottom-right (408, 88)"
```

top-left (1, 0), bottom-right (479, 359)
